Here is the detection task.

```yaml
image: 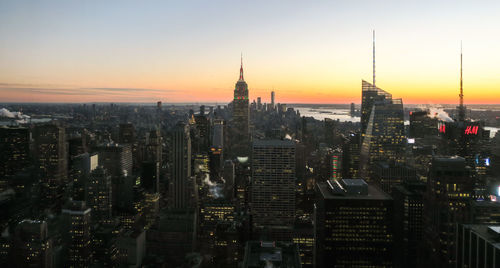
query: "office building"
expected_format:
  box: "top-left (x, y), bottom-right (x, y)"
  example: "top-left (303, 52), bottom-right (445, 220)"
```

top-left (329, 148), bottom-right (342, 180)
top-left (409, 110), bottom-right (438, 138)
top-left (96, 143), bottom-right (132, 177)
top-left (143, 129), bottom-right (162, 193)
top-left (12, 220), bottom-right (53, 268)
top-left (314, 179), bottom-right (393, 267)
top-left (392, 180), bottom-right (426, 268)
top-left (62, 200), bottom-right (92, 267)
top-left (251, 139), bottom-right (295, 241)
top-left (360, 80), bottom-right (392, 136)
top-left (33, 124), bottom-right (67, 208)
top-left (119, 123), bottom-right (136, 144)
top-left (423, 156), bottom-right (473, 267)
top-left (242, 241), bottom-right (302, 268)
top-left (372, 161), bottom-right (416, 194)
top-left (168, 123), bottom-right (193, 209)
top-left (360, 97), bottom-right (405, 181)
top-left (86, 166), bottom-right (112, 225)
top-left (0, 126), bottom-right (30, 178)
top-left (342, 132), bottom-right (360, 179)
top-left (456, 224), bottom-right (500, 268)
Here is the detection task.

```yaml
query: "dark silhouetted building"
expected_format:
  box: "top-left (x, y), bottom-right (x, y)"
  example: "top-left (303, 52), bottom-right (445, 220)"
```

top-left (12, 220), bottom-right (53, 268)
top-left (0, 126), bottom-right (30, 178)
top-left (62, 200), bottom-right (92, 267)
top-left (96, 143), bottom-right (132, 178)
top-left (168, 123), bottom-right (193, 209)
top-left (119, 123), bottom-right (136, 144)
top-left (456, 224), bottom-right (500, 268)
top-left (424, 156), bottom-right (473, 267)
top-left (392, 180), bottom-right (426, 268)
top-left (372, 161), bottom-right (416, 194)
top-left (34, 124), bottom-right (67, 208)
top-left (314, 179), bottom-right (394, 267)
top-left (242, 241), bottom-right (302, 268)
top-left (86, 166), bottom-right (112, 225)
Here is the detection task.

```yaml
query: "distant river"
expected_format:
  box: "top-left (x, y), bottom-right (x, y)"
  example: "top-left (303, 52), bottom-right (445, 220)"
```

top-left (292, 106), bottom-right (499, 138)
top-left (293, 107), bottom-right (360, 123)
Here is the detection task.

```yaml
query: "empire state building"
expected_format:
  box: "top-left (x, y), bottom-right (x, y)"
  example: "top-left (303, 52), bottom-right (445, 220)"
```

top-left (231, 57), bottom-right (250, 157)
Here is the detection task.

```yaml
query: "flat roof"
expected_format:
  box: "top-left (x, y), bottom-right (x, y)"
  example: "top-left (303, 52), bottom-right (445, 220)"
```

top-left (317, 181), bottom-right (392, 200)
top-left (253, 139), bottom-right (295, 147)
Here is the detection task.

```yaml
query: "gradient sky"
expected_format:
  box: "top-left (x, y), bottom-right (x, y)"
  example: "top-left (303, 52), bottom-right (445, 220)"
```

top-left (1, 0), bottom-right (499, 104)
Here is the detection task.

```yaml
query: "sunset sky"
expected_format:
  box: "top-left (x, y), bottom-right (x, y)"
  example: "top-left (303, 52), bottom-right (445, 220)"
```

top-left (1, 0), bottom-right (499, 104)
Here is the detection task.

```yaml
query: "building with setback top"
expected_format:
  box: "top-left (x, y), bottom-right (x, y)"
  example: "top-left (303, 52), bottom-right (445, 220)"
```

top-left (231, 57), bottom-right (250, 157)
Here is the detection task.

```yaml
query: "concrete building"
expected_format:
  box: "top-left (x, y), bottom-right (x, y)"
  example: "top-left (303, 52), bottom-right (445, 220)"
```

top-left (251, 139), bottom-right (295, 241)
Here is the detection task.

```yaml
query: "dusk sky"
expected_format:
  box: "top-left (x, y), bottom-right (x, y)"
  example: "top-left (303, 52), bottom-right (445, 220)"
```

top-left (1, 0), bottom-right (499, 104)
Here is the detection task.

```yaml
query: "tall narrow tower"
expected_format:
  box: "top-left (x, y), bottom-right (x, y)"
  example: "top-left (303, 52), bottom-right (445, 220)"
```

top-left (458, 43), bottom-right (466, 122)
top-left (373, 30), bottom-right (376, 86)
top-left (231, 55), bottom-right (250, 157)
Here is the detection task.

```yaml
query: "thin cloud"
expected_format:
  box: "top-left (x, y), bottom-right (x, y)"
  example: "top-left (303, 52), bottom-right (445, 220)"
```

top-left (0, 83), bottom-right (179, 95)
top-left (83, 87), bottom-right (178, 93)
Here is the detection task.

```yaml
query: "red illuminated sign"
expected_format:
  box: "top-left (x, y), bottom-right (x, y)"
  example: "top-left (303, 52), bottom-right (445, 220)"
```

top-left (464, 126), bottom-right (479, 135)
top-left (439, 124), bottom-right (446, 133)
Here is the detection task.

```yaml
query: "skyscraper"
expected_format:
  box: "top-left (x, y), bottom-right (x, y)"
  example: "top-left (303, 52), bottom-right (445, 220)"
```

top-left (62, 200), bottom-right (92, 267)
top-left (231, 56), bottom-right (250, 157)
top-left (314, 179), bottom-right (394, 267)
top-left (12, 220), bottom-right (53, 268)
top-left (392, 180), bottom-right (426, 268)
top-left (168, 122), bottom-right (193, 209)
top-left (143, 129), bottom-right (162, 193)
top-left (360, 97), bottom-right (405, 180)
top-left (251, 139), bottom-right (295, 241)
top-left (360, 80), bottom-right (392, 136)
top-left (96, 143), bottom-right (133, 178)
top-left (209, 119), bottom-right (224, 179)
top-left (33, 124), bottom-right (67, 208)
top-left (119, 123), bottom-right (136, 144)
top-left (0, 126), bottom-right (30, 178)
top-left (271, 91), bottom-right (275, 108)
top-left (456, 224), bottom-right (500, 268)
top-left (423, 156), bottom-right (473, 267)
top-left (194, 114), bottom-right (210, 153)
top-left (86, 166), bottom-right (112, 225)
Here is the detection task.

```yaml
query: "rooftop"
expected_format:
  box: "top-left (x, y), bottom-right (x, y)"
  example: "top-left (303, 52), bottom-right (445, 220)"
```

top-left (242, 241), bottom-right (302, 268)
top-left (253, 139), bottom-right (295, 147)
top-left (317, 179), bottom-right (391, 200)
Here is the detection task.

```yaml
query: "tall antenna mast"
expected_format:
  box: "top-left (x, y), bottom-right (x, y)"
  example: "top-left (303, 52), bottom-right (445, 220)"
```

top-left (239, 52), bottom-right (244, 81)
top-left (459, 42), bottom-right (465, 122)
top-left (373, 30), bottom-right (376, 86)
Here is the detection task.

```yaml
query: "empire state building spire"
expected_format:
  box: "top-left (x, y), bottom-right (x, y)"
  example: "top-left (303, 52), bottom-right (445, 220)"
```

top-left (458, 42), bottom-right (466, 122)
top-left (239, 53), bottom-right (244, 81)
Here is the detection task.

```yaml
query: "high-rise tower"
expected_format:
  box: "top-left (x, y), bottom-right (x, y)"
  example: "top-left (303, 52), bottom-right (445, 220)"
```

top-left (168, 122), bottom-right (193, 209)
top-left (231, 55), bottom-right (250, 157)
top-left (360, 32), bottom-right (392, 135)
top-left (271, 91), bottom-right (275, 108)
top-left (34, 124), bottom-right (67, 209)
top-left (251, 140), bottom-right (295, 241)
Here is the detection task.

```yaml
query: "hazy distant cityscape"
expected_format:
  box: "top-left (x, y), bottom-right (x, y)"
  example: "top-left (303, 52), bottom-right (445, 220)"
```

top-left (2, 1), bottom-right (500, 268)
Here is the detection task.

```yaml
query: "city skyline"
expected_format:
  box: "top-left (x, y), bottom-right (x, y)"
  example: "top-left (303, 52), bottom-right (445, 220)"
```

top-left (1, 1), bottom-right (500, 104)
